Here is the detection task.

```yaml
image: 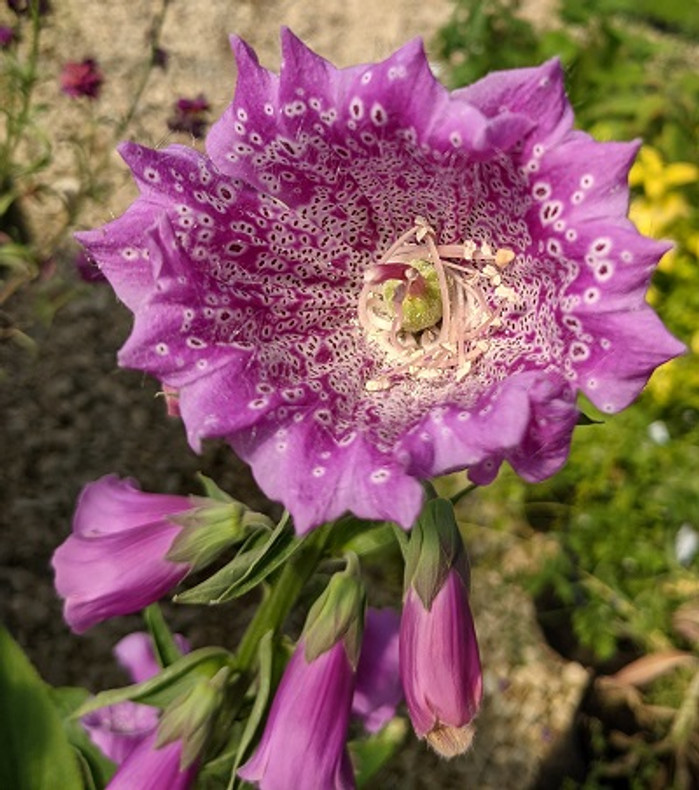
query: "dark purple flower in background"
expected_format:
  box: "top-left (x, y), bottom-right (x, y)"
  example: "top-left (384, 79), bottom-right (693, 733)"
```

top-left (60, 57), bottom-right (104, 99)
top-left (51, 475), bottom-right (191, 632)
top-left (167, 93), bottom-right (210, 139)
top-left (77, 30), bottom-right (684, 533)
top-left (0, 24), bottom-right (16, 47)
top-left (152, 46), bottom-right (169, 70)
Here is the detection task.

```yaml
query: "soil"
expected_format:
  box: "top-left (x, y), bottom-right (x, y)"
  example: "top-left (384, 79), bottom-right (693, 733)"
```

top-left (1, 1), bottom-right (588, 788)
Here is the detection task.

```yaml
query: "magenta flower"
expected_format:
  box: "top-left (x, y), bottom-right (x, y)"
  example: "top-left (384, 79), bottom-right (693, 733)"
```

top-left (400, 570), bottom-right (482, 758)
top-left (51, 475), bottom-right (191, 632)
top-left (352, 607), bottom-right (402, 733)
top-left (0, 25), bottom-right (16, 48)
top-left (77, 30), bottom-right (683, 533)
top-left (60, 57), bottom-right (104, 99)
top-left (238, 639), bottom-right (355, 790)
top-left (167, 93), bottom-right (211, 139)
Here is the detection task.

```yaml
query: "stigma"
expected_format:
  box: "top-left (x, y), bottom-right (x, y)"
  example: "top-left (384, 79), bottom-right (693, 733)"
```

top-left (359, 217), bottom-right (517, 391)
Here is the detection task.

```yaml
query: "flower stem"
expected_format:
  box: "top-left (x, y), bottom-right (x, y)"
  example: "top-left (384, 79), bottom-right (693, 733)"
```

top-left (234, 526), bottom-right (327, 671)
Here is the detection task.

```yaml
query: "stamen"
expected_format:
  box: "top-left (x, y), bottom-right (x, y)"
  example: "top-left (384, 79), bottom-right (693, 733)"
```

top-left (359, 219), bottom-right (517, 390)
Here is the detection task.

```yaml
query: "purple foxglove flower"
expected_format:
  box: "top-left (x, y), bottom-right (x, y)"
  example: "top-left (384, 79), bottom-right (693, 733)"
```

top-left (60, 57), bottom-right (103, 99)
top-left (400, 570), bottom-right (482, 758)
top-left (106, 730), bottom-right (196, 790)
top-left (238, 639), bottom-right (356, 790)
top-left (51, 475), bottom-right (191, 632)
top-left (352, 607), bottom-right (402, 733)
top-left (77, 30), bottom-right (684, 533)
top-left (82, 631), bottom-right (189, 765)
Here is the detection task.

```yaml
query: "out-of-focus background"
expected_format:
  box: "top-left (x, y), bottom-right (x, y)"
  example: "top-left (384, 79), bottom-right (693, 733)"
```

top-left (1, 0), bottom-right (697, 787)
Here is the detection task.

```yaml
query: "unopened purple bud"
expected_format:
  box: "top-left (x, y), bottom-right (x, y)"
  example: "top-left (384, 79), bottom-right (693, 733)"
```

top-left (238, 639), bottom-right (355, 789)
top-left (400, 571), bottom-right (482, 758)
top-left (106, 731), bottom-right (196, 790)
top-left (167, 93), bottom-right (210, 139)
top-left (152, 46), bottom-right (169, 69)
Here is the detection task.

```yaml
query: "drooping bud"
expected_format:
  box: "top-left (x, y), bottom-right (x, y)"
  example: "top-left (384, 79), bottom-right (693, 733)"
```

top-left (303, 552), bottom-right (366, 669)
top-left (156, 667), bottom-right (229, 769)
top-left (399, 498), bottom-right (482, 758)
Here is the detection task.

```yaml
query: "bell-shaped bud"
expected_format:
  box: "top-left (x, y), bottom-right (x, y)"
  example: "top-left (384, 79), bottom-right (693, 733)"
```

top-left (238, 557), bottom-right (365, 789)
top-left (399, 498), bottom-right (482, 758)
top-left (52, 474), bottom-right (268, 632)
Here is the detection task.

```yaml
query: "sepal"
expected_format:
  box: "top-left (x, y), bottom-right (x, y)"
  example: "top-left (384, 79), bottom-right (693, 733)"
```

top-left (166, 497), bottom-right (273, 572)
top-left (303, 553), bottom-right (366, 668)
top-left (156, 667), bottom-right (230, 769)
top-left (403, 498), bottom-right (470, 610)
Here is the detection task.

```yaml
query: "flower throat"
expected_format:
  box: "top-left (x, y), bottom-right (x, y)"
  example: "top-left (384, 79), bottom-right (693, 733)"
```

top-left (359, 217), bottom-right (517, 391)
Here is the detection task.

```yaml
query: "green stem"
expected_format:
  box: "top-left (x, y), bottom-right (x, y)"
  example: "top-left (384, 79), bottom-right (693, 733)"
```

top-left (450, 482), bottom-right (477, 506)
top-left (143, 603), bottom-right (183, 668)
top-left (112, 0), bottom-right (171, 140)
top-left (234, 527), bottom-right (327, 671)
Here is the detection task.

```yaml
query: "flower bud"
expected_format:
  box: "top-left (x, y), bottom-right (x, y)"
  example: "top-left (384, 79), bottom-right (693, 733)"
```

top-left (399, 499), bottom-right (482, 757)
top-left (156, 667), bottom-right (229, 769)
top-left (238, 559), bottom-right (365, 789)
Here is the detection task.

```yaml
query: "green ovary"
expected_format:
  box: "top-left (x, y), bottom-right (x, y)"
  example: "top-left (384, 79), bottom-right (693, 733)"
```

top-left (382, 260), bottom-right (443, 334)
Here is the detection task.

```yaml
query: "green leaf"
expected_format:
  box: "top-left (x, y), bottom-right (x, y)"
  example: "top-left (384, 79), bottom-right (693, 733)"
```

top-left (175, 515), bottom-right (301, 605)
top-left (0, 625), bottom-right (84, 790)
top-left (350, 718), bottom-right (408, 787)
top-left (73, 647), bottom-right (231, 719)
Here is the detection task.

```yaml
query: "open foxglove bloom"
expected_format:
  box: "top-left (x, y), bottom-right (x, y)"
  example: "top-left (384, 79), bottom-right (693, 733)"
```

top-left (52, 475), bottom-right (191, 632)
top-left (77, 30), bottom-right (683, 533)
